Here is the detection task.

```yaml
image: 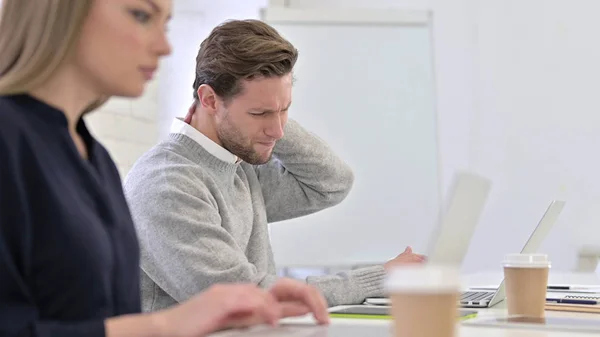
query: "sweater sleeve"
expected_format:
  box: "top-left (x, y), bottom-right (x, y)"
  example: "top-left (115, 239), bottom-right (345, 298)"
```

top-left (255, 119), bottom-right (355, 223)
top-left (306, 266), bottom-right (386, 307)
top-left (0, 135), bottom-right (106, 337)
top-left (124, 166), bottom-right (278, 303)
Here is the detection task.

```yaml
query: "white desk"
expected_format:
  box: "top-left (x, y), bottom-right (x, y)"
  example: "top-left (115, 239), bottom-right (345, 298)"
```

top-left (209, 271), bottom-right (600, 337)
top-left (209, 315), bottom-right (600, 337)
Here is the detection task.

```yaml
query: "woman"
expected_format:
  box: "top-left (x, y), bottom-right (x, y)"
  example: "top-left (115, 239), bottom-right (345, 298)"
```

top-left (0, 0), bottom-right (329, 336)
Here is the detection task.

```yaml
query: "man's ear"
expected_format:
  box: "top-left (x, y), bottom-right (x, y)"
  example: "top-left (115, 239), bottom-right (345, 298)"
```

top-left (197, 84), bottom-right (219, 115)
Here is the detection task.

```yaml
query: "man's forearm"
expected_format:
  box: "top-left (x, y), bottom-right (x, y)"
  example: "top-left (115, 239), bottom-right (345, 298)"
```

top-left (257, 119), bottom-right (355, 222)
top-left (306, 265), bottom-right (386, 307)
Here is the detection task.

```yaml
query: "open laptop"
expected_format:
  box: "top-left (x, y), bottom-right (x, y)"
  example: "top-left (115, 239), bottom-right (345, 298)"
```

top-left (425, 172), bottom-right (493, 266)
top-left (365, 199), bottom-right (566, 308)
top-left (363, 171), bottom-right (491, 305)
top-left (459, 199), bottom-right (565, 308)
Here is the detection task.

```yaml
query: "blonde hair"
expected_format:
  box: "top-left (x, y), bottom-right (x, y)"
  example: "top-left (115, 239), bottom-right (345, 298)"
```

top-left (0, 0), bottom-right (106, 110)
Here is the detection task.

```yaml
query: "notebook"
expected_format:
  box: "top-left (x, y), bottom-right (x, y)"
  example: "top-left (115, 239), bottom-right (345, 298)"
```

top-left (546, 294), bottom-right (600, 313)
top-left (329, 305), bottom-right (478, 320)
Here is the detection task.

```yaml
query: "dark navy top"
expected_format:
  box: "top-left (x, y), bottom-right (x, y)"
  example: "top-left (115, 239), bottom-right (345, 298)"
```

top-left (0, 94), bottom-right (141, 337)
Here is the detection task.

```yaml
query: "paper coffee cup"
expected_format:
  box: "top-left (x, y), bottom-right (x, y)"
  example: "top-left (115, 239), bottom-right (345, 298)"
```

top-left (385, 265), bottom-right (461, 337)
top-left (502, 254), bottom-right (551, 318)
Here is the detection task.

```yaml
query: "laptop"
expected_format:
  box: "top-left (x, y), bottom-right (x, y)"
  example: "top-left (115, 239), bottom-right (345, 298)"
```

top-left (365, 199), bottom-right (566, 308)
top-left (425, 172), bottom-right (493, 266)
top-left (459, 199), bottom-right (565, 308)
top-left (363, 171), bottom-right (491, 306)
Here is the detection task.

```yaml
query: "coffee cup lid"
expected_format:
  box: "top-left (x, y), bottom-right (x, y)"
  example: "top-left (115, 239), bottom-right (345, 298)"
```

top-left (384, 265), bottom-right (461, 293)
top-left (502, 253), bottom-right (551, 268)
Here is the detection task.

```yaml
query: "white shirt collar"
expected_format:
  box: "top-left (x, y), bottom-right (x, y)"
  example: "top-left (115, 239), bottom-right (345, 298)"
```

top-left (170, 117), bottom-right (238, 164)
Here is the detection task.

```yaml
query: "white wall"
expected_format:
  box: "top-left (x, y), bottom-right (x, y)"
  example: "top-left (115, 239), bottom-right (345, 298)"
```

top-left (466, 0), bottom-right (600, 272)
top-left (85, 76), bottom-right (160, 178)
top-left (280, 0), bottom-right (600, 273)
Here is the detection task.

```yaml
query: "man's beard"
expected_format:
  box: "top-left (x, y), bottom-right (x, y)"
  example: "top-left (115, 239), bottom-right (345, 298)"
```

top-left (217, 124), bottom-right (273, 165)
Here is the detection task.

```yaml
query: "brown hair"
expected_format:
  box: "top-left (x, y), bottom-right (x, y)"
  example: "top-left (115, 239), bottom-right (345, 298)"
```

top-left (193, 19), bottom-right (298, 102)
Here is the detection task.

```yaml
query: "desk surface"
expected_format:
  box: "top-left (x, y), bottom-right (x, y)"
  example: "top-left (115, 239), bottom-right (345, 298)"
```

top-left (209, 318), bottom-right (600, 337)
top-left (209, 271), bottom-right (600, 337)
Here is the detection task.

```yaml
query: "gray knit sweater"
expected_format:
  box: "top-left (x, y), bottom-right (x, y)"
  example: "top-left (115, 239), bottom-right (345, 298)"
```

top-left (123, 119), bottom-right (385, 311)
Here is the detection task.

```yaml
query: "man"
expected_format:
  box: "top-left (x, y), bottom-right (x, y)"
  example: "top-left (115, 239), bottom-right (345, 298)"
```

top-left (124, 19), bottom-right (425, 311)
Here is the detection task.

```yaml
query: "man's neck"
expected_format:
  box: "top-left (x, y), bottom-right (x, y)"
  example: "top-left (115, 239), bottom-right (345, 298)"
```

top-left (187, 110), bottom-right (223, 147)
top-left (183, 108), bottom-right (241, 163)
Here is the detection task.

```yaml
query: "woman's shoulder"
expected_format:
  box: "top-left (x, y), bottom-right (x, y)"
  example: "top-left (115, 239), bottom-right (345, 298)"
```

top-left (0, 96), bottom-right (30, 154)
top-left (0, 95), bottom-right (30, 129)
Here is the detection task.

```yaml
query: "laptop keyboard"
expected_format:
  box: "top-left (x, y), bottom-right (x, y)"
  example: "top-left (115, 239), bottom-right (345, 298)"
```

top-left (460, 291), bottom-right (494, 307)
